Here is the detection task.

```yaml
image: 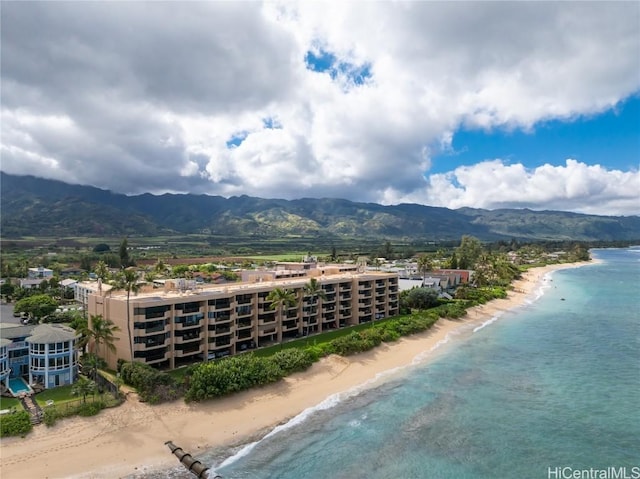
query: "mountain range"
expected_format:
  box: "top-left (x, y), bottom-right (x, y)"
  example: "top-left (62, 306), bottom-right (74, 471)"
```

top-left (2, 172), bottom-right (639, 242)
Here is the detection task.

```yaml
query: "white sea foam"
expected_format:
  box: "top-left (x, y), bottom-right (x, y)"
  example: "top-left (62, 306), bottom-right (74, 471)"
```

top-left (472, 313), bottom-right (503, 333)
top-left (411, 322), bottom-right (471, 365)
top-left (217, 385), bottom-right (367, 469)
top-left (218, 325), bottom-right (474, 470)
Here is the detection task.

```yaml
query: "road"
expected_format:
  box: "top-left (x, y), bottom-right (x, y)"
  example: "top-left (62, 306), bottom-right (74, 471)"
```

top-left (0, 302), bottom-right (21, 324)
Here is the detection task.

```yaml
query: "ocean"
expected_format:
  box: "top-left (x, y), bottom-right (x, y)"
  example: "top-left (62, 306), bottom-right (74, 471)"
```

top-left (151, 248), bottom-right (640, 479)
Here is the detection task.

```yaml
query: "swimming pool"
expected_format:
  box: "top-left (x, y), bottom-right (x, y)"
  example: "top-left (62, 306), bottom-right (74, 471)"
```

top-left (8, 377), bottom-right (32, 396)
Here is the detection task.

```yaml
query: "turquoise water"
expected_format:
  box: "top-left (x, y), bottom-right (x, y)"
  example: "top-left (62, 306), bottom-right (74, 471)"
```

top-left (149, 248), bottom-right (640, 479)
top-left (8, 377), bottom-right (31, 395)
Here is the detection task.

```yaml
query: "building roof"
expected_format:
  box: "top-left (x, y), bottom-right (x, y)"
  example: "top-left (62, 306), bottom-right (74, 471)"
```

top-left (27, 323), bottom-right (78, 343)
top-left (106, 271), bottom-right (398, 302)
top-left (0, 323), bottom-right (35, 340)
top-left (0, 337), bottom-right (11, 348)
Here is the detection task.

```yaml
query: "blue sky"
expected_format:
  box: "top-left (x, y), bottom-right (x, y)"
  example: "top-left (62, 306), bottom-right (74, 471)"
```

top-left (1, 2), bottom-right (638, 215)
top-left (431, 96), bottom-right (640, 175)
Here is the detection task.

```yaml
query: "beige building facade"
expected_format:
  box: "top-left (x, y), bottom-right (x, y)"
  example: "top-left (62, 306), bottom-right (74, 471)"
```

top-left (87, 270), bottom-right (399, 370)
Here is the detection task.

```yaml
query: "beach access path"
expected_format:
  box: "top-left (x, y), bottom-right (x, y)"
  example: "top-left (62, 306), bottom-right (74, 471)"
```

top-left (0, 261), bottom-right (593, 479)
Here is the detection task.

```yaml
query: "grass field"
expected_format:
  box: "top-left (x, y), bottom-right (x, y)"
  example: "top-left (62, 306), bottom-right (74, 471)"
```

top-left (0, 396), bottom-right (22, 411)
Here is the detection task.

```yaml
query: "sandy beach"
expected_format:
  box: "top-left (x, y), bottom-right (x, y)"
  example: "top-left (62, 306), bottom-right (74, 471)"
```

top-left (0, 261), bottom-right (593, 479)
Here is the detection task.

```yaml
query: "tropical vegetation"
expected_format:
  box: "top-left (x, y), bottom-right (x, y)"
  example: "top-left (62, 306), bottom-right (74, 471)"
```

top-left (0, 410), bottom-right (32, 438)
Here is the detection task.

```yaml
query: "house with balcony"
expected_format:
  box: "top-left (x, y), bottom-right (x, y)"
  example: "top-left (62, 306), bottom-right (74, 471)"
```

top-left (0, 323), bottom-right (79, 394)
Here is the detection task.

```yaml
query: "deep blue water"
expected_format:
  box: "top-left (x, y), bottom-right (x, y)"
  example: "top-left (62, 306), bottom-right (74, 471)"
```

top-left (150, 248), bottom-right (640, 479)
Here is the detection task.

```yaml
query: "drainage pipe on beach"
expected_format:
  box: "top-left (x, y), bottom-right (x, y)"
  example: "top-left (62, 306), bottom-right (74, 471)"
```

top-left (165, 440), bottom-right (222, 479)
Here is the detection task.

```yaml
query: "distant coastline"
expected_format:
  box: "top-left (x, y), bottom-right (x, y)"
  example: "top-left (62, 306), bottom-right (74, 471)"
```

top-left (0, 260), bottom-right (596, 479)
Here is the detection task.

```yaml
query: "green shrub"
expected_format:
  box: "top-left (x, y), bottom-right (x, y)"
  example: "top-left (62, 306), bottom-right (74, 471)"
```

top-left (185, 354), bottom-right (287, 402)
top-left (43, 407), bottom-right (60, 426)
top-left (77, 401), bottom-right (104, 416)
top-left (120, 362), bottom-right (183, 404)
top-left (271, 349), bottom-right (315, 374)
top-left (375, 325), bottom-right (401, 342)
top-left (0, 411), bottom-right (32, 437)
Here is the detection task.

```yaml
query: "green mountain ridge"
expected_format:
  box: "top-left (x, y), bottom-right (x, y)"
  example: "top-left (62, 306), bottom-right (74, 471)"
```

top-left (2, 172), bottom-right (639, 242)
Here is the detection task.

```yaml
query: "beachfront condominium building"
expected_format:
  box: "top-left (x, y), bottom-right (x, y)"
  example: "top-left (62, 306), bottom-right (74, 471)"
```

top-left (87, 268), bottom-right (400, 371)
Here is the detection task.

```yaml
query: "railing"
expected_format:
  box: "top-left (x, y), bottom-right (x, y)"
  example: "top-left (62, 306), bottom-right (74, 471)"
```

top-left (210, 327), bottom-right (231, 336)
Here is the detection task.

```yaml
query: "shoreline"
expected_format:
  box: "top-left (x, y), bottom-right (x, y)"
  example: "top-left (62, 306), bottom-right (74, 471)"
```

top-left (0, 261), bottom-right (595, 479)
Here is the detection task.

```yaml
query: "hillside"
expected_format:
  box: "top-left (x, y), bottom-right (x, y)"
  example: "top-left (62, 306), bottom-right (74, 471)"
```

top-left (2, 172), bottom-right (639, 241)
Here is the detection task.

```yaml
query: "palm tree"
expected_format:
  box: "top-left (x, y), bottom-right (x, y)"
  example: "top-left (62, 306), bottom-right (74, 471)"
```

top-left (154, 258), bottom-right (167, 275)
top-left (94, 260), bottom-right (110, 282)
top-left (74, 316), bottom-right (90, 354)
top-left (72, 376), bottom-right (97, 404)
top-left (266, 287), bottom-right (297, 343)
top-left (302, 278), bottom-right (326, 336)
top-left (113, 269), bottom-right (139, 363)
top-left (77, 314), bottom-right (120, 357)
top-left (417, 254), bottom-right (433, 285)
top-left (80, 353), bottom-right (107, 380)
top-left (91, 314), bottom-right (121, 359)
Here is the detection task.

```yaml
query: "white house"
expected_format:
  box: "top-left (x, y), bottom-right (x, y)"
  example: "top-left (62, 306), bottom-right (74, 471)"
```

top-left (28, 267), bottom-right (54, 279)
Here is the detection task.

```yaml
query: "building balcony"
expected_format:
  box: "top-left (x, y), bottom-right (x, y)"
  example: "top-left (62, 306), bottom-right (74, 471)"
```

top-left (236, 319), bottom-right (253, 329)
top-left (258, 326), bottom-right (277, 337)
top-left (134, 312), bottom-right (170, 322)
top-left (174, 347), bottom-right (203, 358)
top-left (235, 306), bottom-right (253, 317)
top-left (208, 317), bottom-right (232, 327)
top-left (237, 330), bottom-right (254, 340)
top-left (208, 299), bottom-right (231, 310)
top-left (208, 338), bottom-right (231, 349)
top-left (236, 294), bottom-right (253, 305)
top-left (141, 324), bottom-right (167, 334)
top-left (175, 321), bottom-right (203, 331)
top-left (134, 333), bottom-right (168, 350)
top-left (174, 332), bottom-right (202, 344)
top-left (134, 347), bottom-right (168, 362)
top-left (210, 326), bottom-right (231, 336)
top-left (282, 320), bottom-right (299, 331)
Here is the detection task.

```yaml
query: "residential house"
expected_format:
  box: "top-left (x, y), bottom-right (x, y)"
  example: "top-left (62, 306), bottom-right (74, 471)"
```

top-left (28, 267), bottom-right (54, 279)
top-left (0, 323), bottom-right (79, 392)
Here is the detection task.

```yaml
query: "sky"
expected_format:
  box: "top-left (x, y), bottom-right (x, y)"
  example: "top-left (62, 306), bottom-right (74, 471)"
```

top-left (1, 1), bottom-right (639, 216)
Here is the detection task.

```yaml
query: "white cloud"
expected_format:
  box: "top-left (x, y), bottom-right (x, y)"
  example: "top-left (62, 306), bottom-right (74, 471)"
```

top-left (391, 159), bottom-right (640, 216)
top-left (1, 1), bottom-right (639, 215)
